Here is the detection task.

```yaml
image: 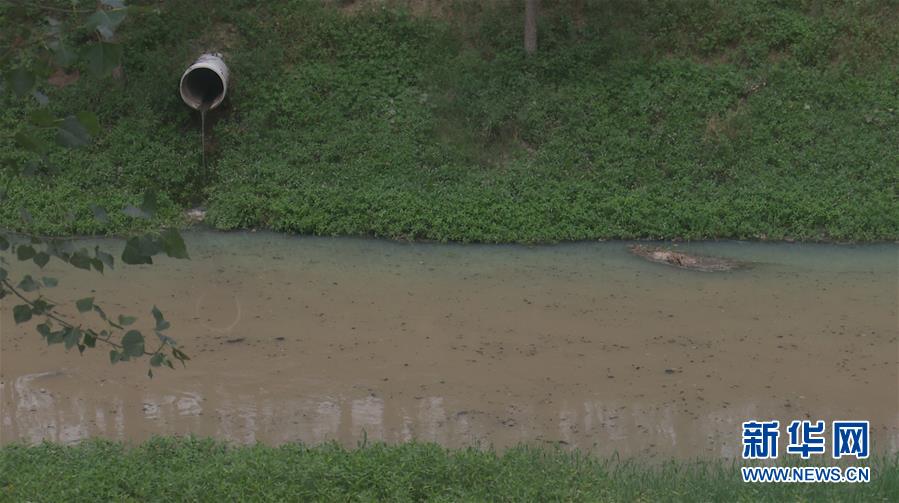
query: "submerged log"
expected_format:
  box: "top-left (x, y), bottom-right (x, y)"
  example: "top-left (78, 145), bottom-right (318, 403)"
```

top-left (628, 245), bottom-right (748, 272)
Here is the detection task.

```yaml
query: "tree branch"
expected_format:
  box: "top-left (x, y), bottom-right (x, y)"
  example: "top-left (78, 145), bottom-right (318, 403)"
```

top-left (2, 277), bottom-right (124, 350)
top-left (15, 1), bottom-right (93, 13)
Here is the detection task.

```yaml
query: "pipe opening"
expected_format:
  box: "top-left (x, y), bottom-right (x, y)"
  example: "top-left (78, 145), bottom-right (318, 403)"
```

top-left (181, 67), bottom-right (225, 110)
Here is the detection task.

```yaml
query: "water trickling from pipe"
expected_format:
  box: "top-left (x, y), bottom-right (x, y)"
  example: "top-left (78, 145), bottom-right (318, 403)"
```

top-left (199, 103), bottom-right (209, 176)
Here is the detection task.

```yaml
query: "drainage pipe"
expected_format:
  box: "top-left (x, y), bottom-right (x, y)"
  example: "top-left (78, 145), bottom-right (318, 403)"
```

top-left (179, 53), bottom-right (229, 110)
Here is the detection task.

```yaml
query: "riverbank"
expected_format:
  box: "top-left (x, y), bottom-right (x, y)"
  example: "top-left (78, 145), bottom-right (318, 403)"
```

top-left (1, 1), bottom-right (897, 242)
top-left (0, 438), bottom-right (896, 501)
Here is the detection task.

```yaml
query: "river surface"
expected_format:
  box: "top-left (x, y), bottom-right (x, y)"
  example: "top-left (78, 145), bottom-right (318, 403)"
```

top-left (1, 232), bottom-right (896, 459)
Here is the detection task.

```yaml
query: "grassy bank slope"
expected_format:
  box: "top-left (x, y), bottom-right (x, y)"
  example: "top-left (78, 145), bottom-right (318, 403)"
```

top-left (1, 438), bottom-right (897, 501)
top-left (2, 1), bottom-right (897, 241)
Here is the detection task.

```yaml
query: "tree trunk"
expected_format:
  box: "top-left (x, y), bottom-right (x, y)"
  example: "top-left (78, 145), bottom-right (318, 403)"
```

top-left (524, 0), bottom-right (538, 55)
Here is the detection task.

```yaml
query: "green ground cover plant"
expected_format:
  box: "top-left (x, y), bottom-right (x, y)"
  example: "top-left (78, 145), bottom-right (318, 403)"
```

top-left (2, 0), bottom-right (897, 242)
top-left (1, 438), bottom-right (897, 502)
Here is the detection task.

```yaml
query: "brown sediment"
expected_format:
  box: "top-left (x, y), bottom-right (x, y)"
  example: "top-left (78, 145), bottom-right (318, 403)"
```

top-left (628, 244), bottom-right (748, 272)
top-left (1, 234), bottom-right (895, 459)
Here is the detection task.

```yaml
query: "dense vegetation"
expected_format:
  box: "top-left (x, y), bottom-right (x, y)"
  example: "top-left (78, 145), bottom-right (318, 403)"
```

top-left (2, 0), bottom-right (897, 242)
top-left (1, 438), bottom-right (897, 501)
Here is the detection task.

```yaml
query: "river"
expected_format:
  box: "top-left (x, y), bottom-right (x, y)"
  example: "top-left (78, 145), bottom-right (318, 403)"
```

top-left (1, 231), bottom-right (896, 458)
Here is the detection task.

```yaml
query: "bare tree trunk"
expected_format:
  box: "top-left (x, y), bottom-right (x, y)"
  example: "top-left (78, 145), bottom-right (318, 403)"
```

top-left (524, 0), bottom-right (538, 55)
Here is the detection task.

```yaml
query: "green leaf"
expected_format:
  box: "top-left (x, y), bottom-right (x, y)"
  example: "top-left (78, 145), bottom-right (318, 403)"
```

top-left (69, 250), bottom-right (92, 270)
top-left (33, 252), bottom-right (50, 268)
top-left (42, 276), bottom-right (58, 287)
top-left (47, 330), bottom-right (66, 345)
top-left (14, 131), bottom-right (48, 155)
top-left (86, 9), bottom-right (127, 40)
top-left (76, 297), bottom-right (94, 313)
top-left (0, 267), bottom-right (7, 281)
top-left (45, 239), bottom-right (75, 260)
top-left (90, 205), bottom-right (109, 224)
top-left (18, 275), bottom-right (40, 292)
top-left (122, 236), bottom-right (153, 264)
top-left (124, 191), bottom-right (157, 219)
top-left (122, 330), bottom-right (145, 357)
top-left (37, 322), bottom-right (52, 339)
top-left (161, 228), bottom-right (189, 259)
top-left (84, 42), bottom-right (122, 77)
top-left (95, 247), bottom-right (114, 269)
top-left (140, 191), bottom-right (157, 216)
top-left (150, 352), bottom-right (164, 367)
top-left (141, 235), bottom-right (163, 255)
top-left (28, 109), bottom-right (57, 127)
top-left (109, 349), bottom-right (121, 364)
top-left (122, 205), bottom-right (150, 219)
top-left (56, 115), bottom-right (91, 148)
top-left (64, 327), bottom-right (81, 350)
top-left (16, 245), bottom-right (36, 261)
top-left (83, 331), bottom-right (97, 348)
top-left (91, 258), bottom-right (105, 273)
top-left (118, 315), bottom-right (136, 326)
top-left (51, 42), bottom-right (78, 67)
top-left (151, 305), bottom-right (170, 331)
top-left (31, 299), bottom-right (53, 315)
top-left (76, 111), bottom-right (101, 136)
top-left (13, 304), bottom-right (32, 324)
top-left (0, 235), bottom-right (8, 250)
top-left (6, 68), bottom-right (35, 97)
top-left (172, 347), bottom-right (191, 365)
top-left (156, 332), bottom-right (177, 347)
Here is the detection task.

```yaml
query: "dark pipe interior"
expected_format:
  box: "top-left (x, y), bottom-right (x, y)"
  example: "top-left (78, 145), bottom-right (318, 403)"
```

top-left (183, 68), bottom-right (225, 106)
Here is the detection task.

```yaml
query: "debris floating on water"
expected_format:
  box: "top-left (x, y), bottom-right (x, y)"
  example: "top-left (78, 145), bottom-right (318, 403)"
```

top-left (628, 245), bottom-right (748, 272)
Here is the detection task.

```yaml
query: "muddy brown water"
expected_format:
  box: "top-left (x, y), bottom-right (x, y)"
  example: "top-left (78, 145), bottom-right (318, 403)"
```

top-left (1, 232), bottom-right (897, 459)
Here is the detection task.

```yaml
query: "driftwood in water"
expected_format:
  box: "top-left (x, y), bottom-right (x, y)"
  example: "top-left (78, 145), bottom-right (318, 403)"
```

top-left (628, 245), bottom-right (747, 272)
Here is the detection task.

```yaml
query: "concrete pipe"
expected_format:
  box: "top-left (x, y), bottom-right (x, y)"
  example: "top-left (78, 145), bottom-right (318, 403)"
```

top-left (179, 53), bottom-right (229, 110)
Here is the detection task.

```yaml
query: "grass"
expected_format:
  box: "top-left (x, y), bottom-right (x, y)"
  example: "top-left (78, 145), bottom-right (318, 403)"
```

top-left (1, 0), bottom-right (897, 242)
top-left (1, 438), bottom-right (897, 501)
